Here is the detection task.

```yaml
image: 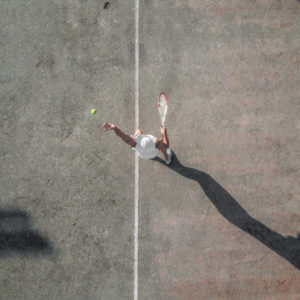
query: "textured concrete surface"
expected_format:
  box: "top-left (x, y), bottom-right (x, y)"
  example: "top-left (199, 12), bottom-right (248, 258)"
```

top-left (0, 0), bottom-right (299, 299)
top-left (139, 0), bottom-right (300, 299)
top-left (1, 1), bottom-right (135, 299)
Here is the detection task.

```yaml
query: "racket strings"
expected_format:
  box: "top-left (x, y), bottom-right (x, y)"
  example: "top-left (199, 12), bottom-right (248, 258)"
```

top-left (158, 93), bottom-right (168, 124)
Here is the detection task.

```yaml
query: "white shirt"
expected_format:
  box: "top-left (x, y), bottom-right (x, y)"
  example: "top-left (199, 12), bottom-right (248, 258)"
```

top-left (134, 134), bottom-right (159, 159)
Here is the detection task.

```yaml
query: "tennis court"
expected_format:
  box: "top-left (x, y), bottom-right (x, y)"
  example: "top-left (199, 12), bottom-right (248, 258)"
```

top-left (0, 0), bottom-right (299, 299)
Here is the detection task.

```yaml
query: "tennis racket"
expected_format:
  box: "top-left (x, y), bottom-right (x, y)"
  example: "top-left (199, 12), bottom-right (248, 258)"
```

top-left (158, 92), bottom-right (168, 126)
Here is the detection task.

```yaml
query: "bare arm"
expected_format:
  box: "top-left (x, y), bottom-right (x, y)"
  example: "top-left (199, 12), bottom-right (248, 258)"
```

top-left (103, 123), bottom-right (136, 147)
top-left (114, 126), bottom-right (130, 142)
top-left (161, 124), bottom-right (169, 148)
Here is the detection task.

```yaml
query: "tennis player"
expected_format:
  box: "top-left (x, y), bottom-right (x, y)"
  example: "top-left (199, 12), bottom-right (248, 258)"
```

top-left (103, 123), bottom-right (173, 164)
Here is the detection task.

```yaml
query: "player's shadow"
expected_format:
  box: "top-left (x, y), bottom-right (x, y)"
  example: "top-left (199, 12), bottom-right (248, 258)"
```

top-left (0, 209), bottom-right (53, 256)
top-left (152, 152), bottom-right (300, 270)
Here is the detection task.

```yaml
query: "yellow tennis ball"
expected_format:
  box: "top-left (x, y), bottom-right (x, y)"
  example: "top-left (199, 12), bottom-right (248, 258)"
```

top-left (91, 109), bottom-right (97, 115)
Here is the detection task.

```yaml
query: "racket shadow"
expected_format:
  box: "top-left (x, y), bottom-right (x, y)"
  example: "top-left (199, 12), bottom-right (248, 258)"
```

top-left (151, 152), bottom-right (300, 270)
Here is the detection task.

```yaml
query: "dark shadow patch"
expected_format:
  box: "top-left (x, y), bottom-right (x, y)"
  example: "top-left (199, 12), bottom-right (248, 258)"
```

top-left (152, 152), bottom-right (300, 270)
top-left (104, 2), bottom-right (110, 9)
top-left (0, 209), bottom-right (53, 256)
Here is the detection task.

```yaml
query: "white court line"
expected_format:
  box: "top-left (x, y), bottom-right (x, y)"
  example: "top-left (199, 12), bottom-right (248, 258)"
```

top-left (134, 0), bottom-right (139, 299)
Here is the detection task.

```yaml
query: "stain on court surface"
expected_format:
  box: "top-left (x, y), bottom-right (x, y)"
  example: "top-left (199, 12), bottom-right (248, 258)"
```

top-left (104, 2), bottom-right (110, 9)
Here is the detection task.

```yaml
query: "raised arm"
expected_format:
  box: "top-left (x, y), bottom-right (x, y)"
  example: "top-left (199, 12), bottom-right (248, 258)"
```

top-left (161, 124), bottom-right (169, 148)
top-left (103, 123), bottom-right (136, 148)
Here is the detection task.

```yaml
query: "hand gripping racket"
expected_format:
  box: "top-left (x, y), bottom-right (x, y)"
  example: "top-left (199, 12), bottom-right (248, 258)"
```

top-left (158, 92), bottom-right (168, 126)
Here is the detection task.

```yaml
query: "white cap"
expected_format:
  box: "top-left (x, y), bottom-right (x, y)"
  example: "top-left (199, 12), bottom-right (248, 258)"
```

top-left (135, 134), bottom-right (159, 159)
top-left (140, 136), bottom-right (153, 148)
